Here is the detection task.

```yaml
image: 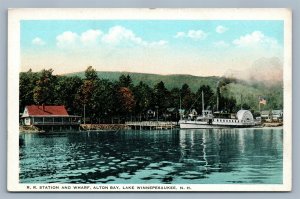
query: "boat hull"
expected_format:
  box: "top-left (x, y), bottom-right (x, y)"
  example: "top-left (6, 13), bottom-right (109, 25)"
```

top-left (180, 123), bottom-right (222, 129)
top-left (179, 121), bottom-right (255, 129)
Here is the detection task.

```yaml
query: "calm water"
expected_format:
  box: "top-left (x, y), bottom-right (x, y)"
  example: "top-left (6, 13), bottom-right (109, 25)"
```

top-left (19, 128), bottom-right (283, 184)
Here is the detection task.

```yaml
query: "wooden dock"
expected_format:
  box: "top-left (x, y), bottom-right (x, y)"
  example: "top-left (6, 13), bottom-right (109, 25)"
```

top-left (125, 121), bottom-right (177, 130)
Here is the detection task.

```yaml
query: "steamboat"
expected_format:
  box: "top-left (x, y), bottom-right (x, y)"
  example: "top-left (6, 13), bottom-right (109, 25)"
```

top-left (179, 91), bottom-right (256, 129)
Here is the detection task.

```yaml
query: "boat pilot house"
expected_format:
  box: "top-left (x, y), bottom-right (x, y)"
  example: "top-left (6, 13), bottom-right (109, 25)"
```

top-left (21, 105), bottom-right (81, 131)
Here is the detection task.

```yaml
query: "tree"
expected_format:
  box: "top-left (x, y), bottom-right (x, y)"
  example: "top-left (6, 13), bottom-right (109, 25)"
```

top-left (91, 79), bottom-right (115, 123)
top-left (54, 76), bottom-right (83, 114)
top-left (19, 69), bottom-right (38, 111)
top-left (169, 87), bottom-right (181, 109)
top-left (133, 81), bottom-right (154, 120)
top-left (117, 87), bottom-right (136, 114)
top-left (74, 80), bottom-right (97, 123)
top-left (85, 66), bottom-right (98, 81)
top-left (118, 74), bottom-right (133, 88)
top-left (180, 84), bottom-right (195, 112)
top-left (33, 69), bottom-right (56, 105)
top-left (241, 103), bottom-right (251, 110)
top-left (223, 97), bottom-right (237, 113)
top-left (74, 66), bottom-right (98, 123)
top-left (153, 81), bottom-right (170, 114)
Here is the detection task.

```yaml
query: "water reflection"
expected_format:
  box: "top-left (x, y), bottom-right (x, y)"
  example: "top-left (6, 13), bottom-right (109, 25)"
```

top-left (19, 128), bottom-right (283, 184)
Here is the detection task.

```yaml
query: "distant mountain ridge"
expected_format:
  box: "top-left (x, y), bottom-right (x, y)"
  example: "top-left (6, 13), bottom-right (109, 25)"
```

top-left (66, 71), bottom-right (221, 92)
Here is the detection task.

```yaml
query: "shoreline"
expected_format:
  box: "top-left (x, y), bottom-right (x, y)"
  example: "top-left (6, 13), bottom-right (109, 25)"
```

top-left (19, 122), bottom-right (283, 133)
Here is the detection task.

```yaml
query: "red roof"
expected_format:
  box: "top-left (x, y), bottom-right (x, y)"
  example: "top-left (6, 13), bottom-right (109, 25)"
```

top-left (25, 105), bottom-right (69, 116)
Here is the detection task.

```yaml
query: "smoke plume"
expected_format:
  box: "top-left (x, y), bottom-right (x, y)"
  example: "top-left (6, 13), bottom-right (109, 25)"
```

top-left (225, 57), bottom-right (283, 86)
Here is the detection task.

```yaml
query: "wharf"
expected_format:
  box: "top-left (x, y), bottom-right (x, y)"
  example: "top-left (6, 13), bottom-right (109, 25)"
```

top-left (125, 121), bottom-right (177, 130)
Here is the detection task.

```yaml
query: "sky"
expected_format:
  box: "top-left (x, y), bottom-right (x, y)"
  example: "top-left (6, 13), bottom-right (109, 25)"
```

top-left (21, 20), bottom-right (284, 78)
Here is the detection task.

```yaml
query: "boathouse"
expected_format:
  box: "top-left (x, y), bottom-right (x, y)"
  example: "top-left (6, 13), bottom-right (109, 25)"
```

top-left (21, 105), bottom-right (81, 131)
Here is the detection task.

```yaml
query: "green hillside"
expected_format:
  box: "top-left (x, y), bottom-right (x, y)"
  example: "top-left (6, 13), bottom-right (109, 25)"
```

top-left (66, 71), bottom-right (220, 92)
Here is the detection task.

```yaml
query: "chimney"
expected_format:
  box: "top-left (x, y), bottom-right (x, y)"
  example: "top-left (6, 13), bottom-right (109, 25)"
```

top-left (42, 104), bottom-right (45, 111)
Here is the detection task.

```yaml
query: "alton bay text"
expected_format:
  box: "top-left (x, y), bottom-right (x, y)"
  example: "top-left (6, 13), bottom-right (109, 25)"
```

top-left (27, 185), bottom-right (183, 191)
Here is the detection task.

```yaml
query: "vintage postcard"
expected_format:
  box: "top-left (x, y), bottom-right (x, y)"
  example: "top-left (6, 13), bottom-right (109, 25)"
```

top-left (7, 8), bottom-right (292, 191)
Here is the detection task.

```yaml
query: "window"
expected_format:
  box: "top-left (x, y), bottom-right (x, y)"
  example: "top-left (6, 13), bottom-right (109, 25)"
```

top-left (25, 118), bottom-right (30, 125)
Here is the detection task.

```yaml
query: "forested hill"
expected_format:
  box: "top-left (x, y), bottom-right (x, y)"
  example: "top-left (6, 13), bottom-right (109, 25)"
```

top-left (65, 70), bottom-right (283, 111)
top-left (66, 71), bottom-right (220, 92)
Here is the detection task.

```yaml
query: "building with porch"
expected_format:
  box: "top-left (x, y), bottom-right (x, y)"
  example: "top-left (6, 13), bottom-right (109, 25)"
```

top-left (21, 105), bottom-right (81, 131)
top-left (271, 110), bottom-right (283, 122)
top-left (261, 110), bottom-right (271, 122)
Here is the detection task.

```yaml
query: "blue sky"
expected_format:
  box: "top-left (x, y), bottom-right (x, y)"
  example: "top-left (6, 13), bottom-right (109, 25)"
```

top-left (21, 20), bottom-right (284, 78)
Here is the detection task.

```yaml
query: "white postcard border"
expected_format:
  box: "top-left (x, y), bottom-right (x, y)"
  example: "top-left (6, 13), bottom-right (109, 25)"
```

top-left (7, 8), bottom-right (292, 192)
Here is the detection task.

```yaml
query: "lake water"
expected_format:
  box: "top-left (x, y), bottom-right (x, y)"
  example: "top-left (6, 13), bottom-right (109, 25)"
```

top-left (19, 128), bottom-right (283, 184)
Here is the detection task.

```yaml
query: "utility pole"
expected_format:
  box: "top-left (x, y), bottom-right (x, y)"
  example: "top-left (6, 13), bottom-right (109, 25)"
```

top-left (202, 90), bottom-right (205, 114)
top-left (156, 106), bottom-right (159, 122)
top-left (155, 105), bottom-right (159, 128)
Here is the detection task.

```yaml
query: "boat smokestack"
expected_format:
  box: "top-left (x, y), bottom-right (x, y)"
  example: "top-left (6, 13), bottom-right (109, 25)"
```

top-left (217, 94), bottom-right (219, 111)
top-left (202, 90), bottom-right (204, 114)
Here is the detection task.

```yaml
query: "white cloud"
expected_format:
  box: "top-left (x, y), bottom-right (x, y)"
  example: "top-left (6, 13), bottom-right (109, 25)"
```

top-left (187, 30), bottom-right (207, 40)
top-left (80, 29), bottom-right (102, 45)
top-left (147, 40), bottom-right (168, 47)
top-left (102, 26), bottom-right (143, 45)
top-left (32, 37), bottom-right (45, 46)
top-left (102, 26), bottom-right (167, 47)
top-left (56, 31), bottom-right (79, 48)
top-left (216, 25), bottom-right (228, 34)
top-left (174, 30), bottom-right (207, 40)
top-left (55, 26), bottom-right (167, 49)
top-left (233, 31), bottom-right (278, 48)
top-left (213, 40), bottom-right (229, 48)
top-left (174, 32), bottom-right (186, 38)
